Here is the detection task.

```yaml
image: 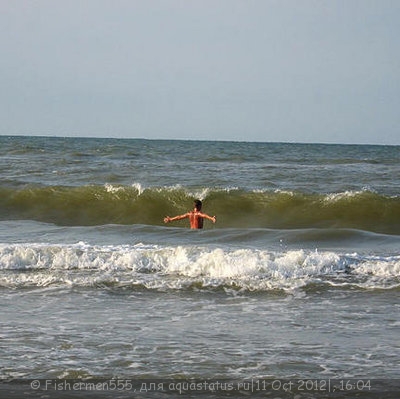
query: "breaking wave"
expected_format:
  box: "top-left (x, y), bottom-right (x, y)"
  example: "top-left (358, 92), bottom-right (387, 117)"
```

top-left (1, 184), bottom-right (399, 234)
top-left (1, 242), bottom-right (399, 291)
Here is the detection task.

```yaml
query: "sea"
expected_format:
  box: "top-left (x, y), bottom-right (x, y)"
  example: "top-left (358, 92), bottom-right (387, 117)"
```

top-left (0, 136), bottom-right (399, 398)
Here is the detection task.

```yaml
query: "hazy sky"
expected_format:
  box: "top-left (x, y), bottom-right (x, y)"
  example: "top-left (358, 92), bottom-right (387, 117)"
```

top-left (1, 0), bottom-right (399, 144)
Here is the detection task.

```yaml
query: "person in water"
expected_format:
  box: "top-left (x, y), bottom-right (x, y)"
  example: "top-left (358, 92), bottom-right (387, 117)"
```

top-left (164, 200), bottom-right (216, 229)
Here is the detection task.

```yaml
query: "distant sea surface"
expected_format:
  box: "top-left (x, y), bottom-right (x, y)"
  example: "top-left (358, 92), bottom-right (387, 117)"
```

top-left (0, 136), bottom-right (399, 394)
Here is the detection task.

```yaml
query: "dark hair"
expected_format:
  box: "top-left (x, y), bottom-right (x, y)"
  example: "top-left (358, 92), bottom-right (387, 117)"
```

top-left (194, 199), bottom-right (202, 210)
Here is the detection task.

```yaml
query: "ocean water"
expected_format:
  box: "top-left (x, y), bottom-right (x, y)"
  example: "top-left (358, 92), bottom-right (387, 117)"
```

top-left (0, 136), bottom-right (399, 397)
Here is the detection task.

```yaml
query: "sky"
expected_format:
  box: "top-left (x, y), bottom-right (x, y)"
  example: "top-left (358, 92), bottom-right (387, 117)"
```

top-left (1, 0), bottom-right (399, 145)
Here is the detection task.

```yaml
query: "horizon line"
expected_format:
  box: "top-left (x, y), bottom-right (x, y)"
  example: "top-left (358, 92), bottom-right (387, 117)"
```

top-left (0, 133), bottom-right (399, 147)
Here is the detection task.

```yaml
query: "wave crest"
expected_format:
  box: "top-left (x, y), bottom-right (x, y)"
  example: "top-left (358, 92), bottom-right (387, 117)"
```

top-left (1, 243), bottom-right (398, 291)
top-left (1, 184), bottom-right (399, 234)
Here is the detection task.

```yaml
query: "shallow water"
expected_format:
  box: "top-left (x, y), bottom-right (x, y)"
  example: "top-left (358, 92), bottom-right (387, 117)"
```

top-left (0, 136), bottom-right (399, 389)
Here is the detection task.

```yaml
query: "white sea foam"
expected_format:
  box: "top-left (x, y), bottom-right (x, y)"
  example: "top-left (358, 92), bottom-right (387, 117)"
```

top-left (105, 183), bottom-right (125, 194)
top-left (131, 182), bottom-right (145, 195)
top-left (323, 190), bottom-right (369, 203)
top-left (350, 254), bottom-right (400, 277)
top-left (0, 243), bottom-right (398, 291)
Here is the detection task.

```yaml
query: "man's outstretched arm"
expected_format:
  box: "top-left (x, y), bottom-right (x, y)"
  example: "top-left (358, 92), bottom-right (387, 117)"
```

top-left (164, 213), bottom-right (189, 223)
top-left (198, 212), bottom-right (216, 223)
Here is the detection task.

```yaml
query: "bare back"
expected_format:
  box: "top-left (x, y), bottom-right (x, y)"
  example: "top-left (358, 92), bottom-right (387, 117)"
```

top-left (188, 211), bottom-right (204, 229)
